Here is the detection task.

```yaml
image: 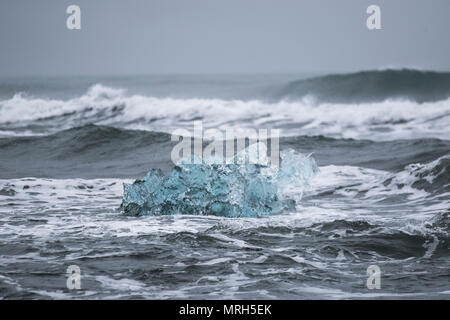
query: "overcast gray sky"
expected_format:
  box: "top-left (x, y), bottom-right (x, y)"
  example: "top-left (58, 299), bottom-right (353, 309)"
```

top-left (1, 0), bottom-right (449, 76)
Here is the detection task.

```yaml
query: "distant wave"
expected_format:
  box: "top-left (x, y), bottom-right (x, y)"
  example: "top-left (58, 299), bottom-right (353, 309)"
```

top-left (0, 125), bottom-right (174, 179)
top-left (277, 69), bottom-right (450, 103)
top-left (1, 82), bottom-right (450, 140)
top-left (1, 124), bottom-right (450, 179)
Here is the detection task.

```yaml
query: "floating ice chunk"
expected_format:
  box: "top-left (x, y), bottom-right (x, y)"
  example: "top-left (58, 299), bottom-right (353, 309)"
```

top-left (121, 144), bottom-right (318, 217)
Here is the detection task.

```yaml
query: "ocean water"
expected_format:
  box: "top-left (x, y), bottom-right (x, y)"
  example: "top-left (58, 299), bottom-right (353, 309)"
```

top-left (0, 70), bottom-right (449, 299)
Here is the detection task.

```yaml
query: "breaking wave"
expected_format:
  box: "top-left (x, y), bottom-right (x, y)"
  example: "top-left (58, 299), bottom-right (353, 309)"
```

top-left (383, 154), bottom-right (450, 195)
top-left (1, 70), bottom-right (450, 140)
top-left (277, 69), bottom-right (450, 103)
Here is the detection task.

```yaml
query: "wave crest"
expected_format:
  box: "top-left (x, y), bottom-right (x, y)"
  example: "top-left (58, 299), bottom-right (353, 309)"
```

top-left (383, 154), bottom-right (450, 195)
top-left (1, 76), bottom-right (450, 140)
top-left (278, 69), bottom-right (450, 103)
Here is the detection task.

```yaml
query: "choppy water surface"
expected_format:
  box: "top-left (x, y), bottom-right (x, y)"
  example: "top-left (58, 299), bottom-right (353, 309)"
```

top-left (0, 70), bottom-right (449, 299)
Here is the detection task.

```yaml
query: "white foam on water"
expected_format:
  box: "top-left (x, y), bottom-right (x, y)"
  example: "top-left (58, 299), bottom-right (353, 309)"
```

top-left (0, 160), bottom-right (448, 299)
top-left (1, 84), bottom-right (450, 140)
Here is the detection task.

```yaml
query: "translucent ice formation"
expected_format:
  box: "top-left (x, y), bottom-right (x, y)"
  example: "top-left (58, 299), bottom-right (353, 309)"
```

top-left (120, 143), bottom-right (318, 217)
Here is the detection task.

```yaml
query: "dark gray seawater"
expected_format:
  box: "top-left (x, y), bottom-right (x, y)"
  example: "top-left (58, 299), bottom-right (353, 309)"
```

top-left (0, 70), bottom-right (449, 299)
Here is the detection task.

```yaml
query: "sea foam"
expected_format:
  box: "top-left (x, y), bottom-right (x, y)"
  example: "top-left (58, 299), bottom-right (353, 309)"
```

top-left (2, 83), bottom-right (450, 140)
